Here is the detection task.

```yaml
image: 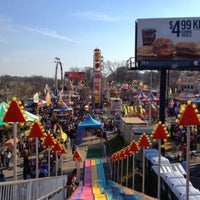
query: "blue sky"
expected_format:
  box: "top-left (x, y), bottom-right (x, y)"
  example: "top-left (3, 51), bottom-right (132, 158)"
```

top-left (0, 0), bottom-right (200, 77)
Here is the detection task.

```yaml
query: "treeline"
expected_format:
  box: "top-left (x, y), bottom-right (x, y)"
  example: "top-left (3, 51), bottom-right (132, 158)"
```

top-left (0, 75), bottom-right (54, 102)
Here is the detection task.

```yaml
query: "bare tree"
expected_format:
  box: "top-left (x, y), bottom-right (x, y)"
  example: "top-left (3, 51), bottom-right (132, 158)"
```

top-left (103, 60), bottom-right (126, 76)
top-left (69, 67), bottom-right (80, 72)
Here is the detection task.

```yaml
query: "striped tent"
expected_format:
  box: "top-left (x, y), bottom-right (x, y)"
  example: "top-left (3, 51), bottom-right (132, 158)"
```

top-left (134, 91), bottom-right (147, 100)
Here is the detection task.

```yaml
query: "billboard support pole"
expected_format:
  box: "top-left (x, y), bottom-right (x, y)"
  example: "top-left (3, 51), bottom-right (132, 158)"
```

top-left (159, 69), bottom-right (166, 123)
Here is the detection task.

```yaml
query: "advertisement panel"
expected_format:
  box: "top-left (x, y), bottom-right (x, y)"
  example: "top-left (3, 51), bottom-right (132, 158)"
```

top-left (64, 72), bottom-right (85, 79)
top-left (136, 17), bottom-right (200, 68)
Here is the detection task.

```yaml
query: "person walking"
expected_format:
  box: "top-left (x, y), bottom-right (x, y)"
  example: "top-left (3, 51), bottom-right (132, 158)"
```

top-left (4, 149), bottom-right (11, 169)
top-left (23, 149), bottom-right (29, 179)
top-left (0, 151), bottom-right (5, 167)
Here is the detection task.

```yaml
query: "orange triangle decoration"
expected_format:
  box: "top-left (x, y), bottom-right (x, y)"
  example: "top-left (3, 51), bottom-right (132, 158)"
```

top-left (152, 122), bottom-right (169, 140)
top-left (129, 140), bottom-right (140, 152)
top-left (3, 99), bottom-right (26, 122)
top-left (73, 150), bottom-right (83, 162)
top-left (43, 133), bottom-right (55, 146)
top-left (29, 121), bottom-right (45, 138)
top-left (138, 133), bottom-right (151, 147)
top-left (177, 102), bottom-right (200, 125)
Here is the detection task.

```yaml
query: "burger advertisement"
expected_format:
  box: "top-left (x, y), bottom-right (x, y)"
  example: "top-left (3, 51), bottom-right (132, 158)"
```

top-left (136, 17), bottom-right (200, 69)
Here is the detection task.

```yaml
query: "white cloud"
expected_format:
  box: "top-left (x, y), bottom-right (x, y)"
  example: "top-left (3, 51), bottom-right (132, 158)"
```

top-left (23, 26), bottom-right (78, 43)
top-left (0, 15), bottom-right (77, 43)
top-left (69, 11), bottom-right (128, 22)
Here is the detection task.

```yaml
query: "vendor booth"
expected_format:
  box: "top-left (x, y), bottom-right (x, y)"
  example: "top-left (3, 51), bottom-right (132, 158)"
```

top-left (75, 114), bottom-right (102, 144)
top-left (120, 117), bottom-right (147, 144)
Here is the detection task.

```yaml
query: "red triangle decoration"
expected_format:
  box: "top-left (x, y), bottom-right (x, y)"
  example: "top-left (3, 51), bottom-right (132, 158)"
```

top-left (60, 144), bottom-right (67, 154)
top-left (29, 121), bottom-right (45, 138)
top-left (113, 153), bottom-right (118, 161)
top-left (124, 145), bottom-right (132, 157)
top-left (151, 122), bottom-right (169, 140)
top-left (110, 140), bottom-right (140, 161)
top-left (116, 151), bottom-right (120, 160)
top-left (177, 101), bottom-right (200, 125)
top-left (52, 141), bottom-right (62, 152)
top-left (110, 153), bottom-right (117, 161)
top-left (119, 149), bottom-right (126, 159)
top-left (129, 140), bottom-right (140, 153)
top-left (3, 99), bottom-right (26, 122)
top-left (43, 133), bottom-right (55, 147)
top-left (58, 146), bottom-right (67, 157)
top-left (138, 133), bottom-right (151, 147)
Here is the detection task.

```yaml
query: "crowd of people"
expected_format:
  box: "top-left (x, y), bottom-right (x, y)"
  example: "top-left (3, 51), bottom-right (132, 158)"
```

top-left (0, 92), bottom-right (112, 181)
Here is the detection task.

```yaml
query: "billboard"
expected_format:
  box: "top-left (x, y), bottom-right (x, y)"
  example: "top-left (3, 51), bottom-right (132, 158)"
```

top-left (64, 72), bottom-right (85, 79)
top-left (136, 17), bottom-right (200, 69)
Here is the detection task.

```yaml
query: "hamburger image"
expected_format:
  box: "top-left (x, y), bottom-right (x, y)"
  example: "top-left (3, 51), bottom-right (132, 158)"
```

top-left (176, 42), bottom-right (200, 56)
top-left (152, 38), bottom-right (175, 56)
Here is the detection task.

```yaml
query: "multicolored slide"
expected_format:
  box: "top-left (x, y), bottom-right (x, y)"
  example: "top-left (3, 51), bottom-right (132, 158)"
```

top-left (68, 158), bottom-right (154, 200)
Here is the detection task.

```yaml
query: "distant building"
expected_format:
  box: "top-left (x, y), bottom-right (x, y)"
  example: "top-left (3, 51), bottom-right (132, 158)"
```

top-left (177, 72), bottom-right (200, 94)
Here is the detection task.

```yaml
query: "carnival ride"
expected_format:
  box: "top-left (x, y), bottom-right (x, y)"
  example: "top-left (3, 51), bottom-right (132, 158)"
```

top-left (54, 57), bottom-right (64, 96)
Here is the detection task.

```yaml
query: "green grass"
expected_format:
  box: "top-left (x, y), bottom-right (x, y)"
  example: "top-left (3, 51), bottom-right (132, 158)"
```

top-left (86, 148), bottom-right (103, 159)
top-left (107, 134), bottom-right (125, 154)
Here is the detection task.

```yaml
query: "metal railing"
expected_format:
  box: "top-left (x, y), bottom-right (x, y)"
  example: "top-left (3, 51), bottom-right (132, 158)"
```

top-left (0, 175), bottom-right (67, 200)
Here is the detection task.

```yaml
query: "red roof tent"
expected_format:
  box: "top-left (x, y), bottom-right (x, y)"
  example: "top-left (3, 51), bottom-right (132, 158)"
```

top-left (64, 72), bottom-right (85, 79)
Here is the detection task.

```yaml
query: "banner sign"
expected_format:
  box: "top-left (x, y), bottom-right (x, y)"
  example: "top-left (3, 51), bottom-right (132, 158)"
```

top-left (136, 17), bottom-right (200, 68)
top-left (64, 72), bottom-right (85, 79)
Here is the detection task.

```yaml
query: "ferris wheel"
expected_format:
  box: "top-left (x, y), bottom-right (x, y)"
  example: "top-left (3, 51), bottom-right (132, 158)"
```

top-left (54, 57), bottom-right (64, 95)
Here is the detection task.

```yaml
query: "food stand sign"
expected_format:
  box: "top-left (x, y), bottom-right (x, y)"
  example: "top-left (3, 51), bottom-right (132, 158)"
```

top-left (136, 17), bottom-right (200, 69)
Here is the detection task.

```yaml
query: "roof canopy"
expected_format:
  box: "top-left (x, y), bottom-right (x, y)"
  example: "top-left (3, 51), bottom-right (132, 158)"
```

top-left (78, 114), bottom-right (101, 130)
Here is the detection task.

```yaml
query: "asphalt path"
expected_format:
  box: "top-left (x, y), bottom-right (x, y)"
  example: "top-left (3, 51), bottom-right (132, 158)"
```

top-left (1, 134), bottom-right (104, 182)
top-left (2, 131), bottom-right (200, 183)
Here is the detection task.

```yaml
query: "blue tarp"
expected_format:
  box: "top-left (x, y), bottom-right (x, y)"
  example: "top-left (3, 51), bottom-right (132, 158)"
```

top-left (78, 114), bottom-right (101, 130)
top-left (192, 96), bottom-right (200, 103)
